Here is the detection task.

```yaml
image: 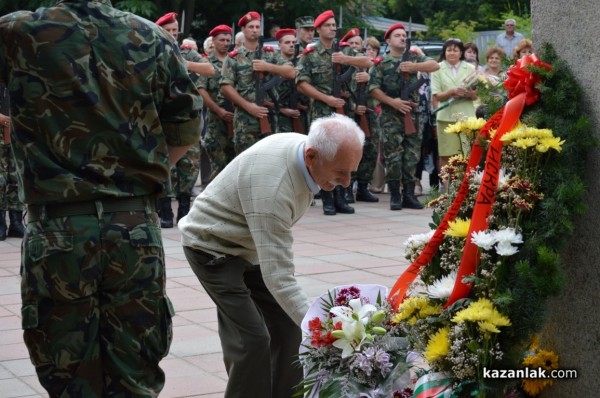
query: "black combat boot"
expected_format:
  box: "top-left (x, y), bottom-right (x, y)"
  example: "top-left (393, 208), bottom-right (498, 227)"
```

top-left (0, 210), bottom-right (6, 241)
top-left (355, 181), bottom-right (379, 202)
top-left (321, 189), bottom-right (336, 215)
top-left (344, 183), bottom-right (355, 204)
top-left (176, 194), bottom-right (191, 222)
top-left (388, 181), bottom-right (402, 211)
top-left (333, 186), bottom-right (355, 214)
top-left (402, 182), bottom-right (424, 209)
top-left (158, 197), bottom-right (174, 228)
top-left (7, 210), bottom-right (25, 238)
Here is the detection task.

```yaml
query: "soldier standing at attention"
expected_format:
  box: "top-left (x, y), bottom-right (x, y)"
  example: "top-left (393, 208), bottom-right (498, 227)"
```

top-left (155, 12), bottom-right (213, 228)
top-left (368, 23), bottom-right (439, 210)
top-left (220, 11), bottom-right (295, 154)
top-left (296, 9), bottom-right (372, 215)
top-left (295, 16), bottom-right (315, 52)
top-left (199, 24), bottom-right (235, 181)
top-left (0, 1), bottom-right (202, 396)
top-left (0, 83), bottom-right (25, 240)
top-left (274, 28), bottom-right (303, 133)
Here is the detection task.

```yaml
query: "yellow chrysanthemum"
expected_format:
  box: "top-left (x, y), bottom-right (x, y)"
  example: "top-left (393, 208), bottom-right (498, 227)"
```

top-left (511, 137), bottom-right (538, 149)
top-left (500, 122), bottom-right (526, 143)
top-left (523, 349), bottom-right (559, 370)
top-left (451, 298), bottom-right (511, 334)
top-left (392, 297), bottom-right (441, 324)
top-left (463, 117), bottom-right (486, 132)
top-left (444, 218), bottom-right (471, 238)
top-left (536, 136), bottom-right (564, 153)
top-left (444, 121), bottom-right (464, 134)
top-left (522, 379), bottom-right (553, 397)
top-left (424, 327), bottom-right (451, 363)
top-left (524, 127), bottom-right (553, 139)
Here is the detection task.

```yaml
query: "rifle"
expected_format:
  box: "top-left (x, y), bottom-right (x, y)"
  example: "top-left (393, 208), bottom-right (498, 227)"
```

top-left (288, 42), bottom-right (304, 133)
top-left (255, 15), bottom-right (272, 135)
top-left (228, 22), bottom-right (236, 52)
top-left (222, 99), bottom-right (235, 138)
top-left (331, 9), bottom-right (354, 115)
top-left (354, 78), bottom-right (371, 137)
top-left (398, 35), bottom-right (426, 135)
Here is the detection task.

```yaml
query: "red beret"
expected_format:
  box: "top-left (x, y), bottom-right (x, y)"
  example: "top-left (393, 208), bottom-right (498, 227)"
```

top-left (275, 28), bottom-right (296, 41)
top-left (209, 24), bottom-right (232, 37)
top-left (314, 10), bottom-right (335, 28)
top-left (155, 12), bottom-right (178, 27)
top-left (238, 11), bottom-right (261, 27)
top-left (341, 28), bottom-right (360, 43)
top-left (384, 23), bottom-right (406, 40)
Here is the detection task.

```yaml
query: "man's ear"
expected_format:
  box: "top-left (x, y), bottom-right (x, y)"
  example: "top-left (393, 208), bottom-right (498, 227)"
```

top-left (305, 147), bottom-right (318, 167)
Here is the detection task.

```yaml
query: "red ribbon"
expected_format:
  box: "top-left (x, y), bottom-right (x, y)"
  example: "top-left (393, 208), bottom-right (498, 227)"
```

top-left (389, 55), bottom-right (549, 309)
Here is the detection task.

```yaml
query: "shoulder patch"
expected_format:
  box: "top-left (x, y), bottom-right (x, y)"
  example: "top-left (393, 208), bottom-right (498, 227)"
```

top-left (303, 47), bottom-right (315, 55)
top-left (372, 56), bottom-right (384, 65)
top-left (201, 53), bottom-right (208, 58)
top-left (228, 50), bottom-right (239, 58)
top-left (263, 46), bottom-right (275, 52)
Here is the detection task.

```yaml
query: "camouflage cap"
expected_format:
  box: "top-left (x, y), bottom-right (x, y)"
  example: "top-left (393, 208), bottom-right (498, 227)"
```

top-left (295, 16), bottom-right (315, 29)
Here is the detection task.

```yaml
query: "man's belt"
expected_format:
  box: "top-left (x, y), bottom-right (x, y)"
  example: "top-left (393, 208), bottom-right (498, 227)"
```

top-left (27, 196), bottom-right (155, 222)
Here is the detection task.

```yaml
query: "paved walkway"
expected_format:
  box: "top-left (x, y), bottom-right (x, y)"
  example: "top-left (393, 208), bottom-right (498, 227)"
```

top-left (0, 190), bottom-right (433, 397)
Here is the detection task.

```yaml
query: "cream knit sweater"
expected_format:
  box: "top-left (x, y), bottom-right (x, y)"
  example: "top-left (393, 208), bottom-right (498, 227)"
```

top-left (179, 133), bottom-right (314, 325)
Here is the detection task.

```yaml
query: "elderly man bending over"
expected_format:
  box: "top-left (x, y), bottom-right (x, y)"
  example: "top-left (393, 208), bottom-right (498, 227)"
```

top-left (179, 113), bottom-right (364, 398)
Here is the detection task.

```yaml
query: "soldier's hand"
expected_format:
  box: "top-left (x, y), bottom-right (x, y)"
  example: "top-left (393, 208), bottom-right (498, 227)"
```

top-left (355, 71), bottom-right (369, 83)
top-left (218, 108), bottom-right (234, 121)
top-left (252, 59), bottom-right (270, 72)
top-left (355, 105), bottom-right (367, 115)
top-left (390, 98), bottom-right (413, 114)
top-left (327, 96), bottom-right (346, 109)
top-left (246, 103), bottom-right (270, 118)
top-left (280, 108), bottom-right (301, 118)
top-left (399, 61), bottom-right (416, 73)
top-left (331, 52), bottom-right (346, 64)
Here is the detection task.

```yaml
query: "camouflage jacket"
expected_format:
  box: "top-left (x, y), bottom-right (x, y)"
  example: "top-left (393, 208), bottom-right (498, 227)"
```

top-left (0, 0), bottom-right (202, 205)
top-left (368, 51), bottom-right (430, 118)
top-left (198, 53), bottom-right (227, 107)
top-left (181, 47), bottom-right (208, 91)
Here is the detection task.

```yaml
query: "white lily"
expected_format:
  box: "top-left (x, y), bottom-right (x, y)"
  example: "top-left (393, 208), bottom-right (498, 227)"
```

top-left (329, 298), bottom-right (378, 358)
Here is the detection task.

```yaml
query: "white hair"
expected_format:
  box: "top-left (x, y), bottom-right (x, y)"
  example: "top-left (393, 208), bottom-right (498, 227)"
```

top-left (306, 114), bottom-right (365, 161)
top-left (505, 18), bottom-right (516, 26)
top-left (182, 38), bottom-right (198, 51)
top-left (203, 36), bottom-right (212, 51)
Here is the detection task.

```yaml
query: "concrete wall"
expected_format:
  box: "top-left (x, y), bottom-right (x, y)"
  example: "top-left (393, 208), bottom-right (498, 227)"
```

top-left (533, 0), bottom-right (600, 396)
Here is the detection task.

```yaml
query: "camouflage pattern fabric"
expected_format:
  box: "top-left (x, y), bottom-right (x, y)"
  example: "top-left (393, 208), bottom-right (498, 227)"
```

top-left (0, 143), bottom-right (23, 211)
top-left (220, 47), bottom-right (290, 153)
top-left (296, 41), bottom-right (358, 120)
top-left (368, 52), bottom-right (430, 183)
top-left (0, 1), bottom-right (201, 396)
top-left (21, 210), bottom-right (173, 397)
top-left (200, 54), bottom-right (235, 179)
top-left (353, 110), bottom-right (379, 183)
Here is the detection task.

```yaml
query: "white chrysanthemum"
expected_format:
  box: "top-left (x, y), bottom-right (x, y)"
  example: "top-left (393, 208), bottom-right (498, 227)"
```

top-left (427, 272), bottom-right (458, 299)
top-left (404, 230), bottom-right (435, 247)
top-left (495, 241), bottom-right (519, 257)
top-left (494, 227), bottom-right (524, 245)
top-left (471, 230), bottom-right (497, 251)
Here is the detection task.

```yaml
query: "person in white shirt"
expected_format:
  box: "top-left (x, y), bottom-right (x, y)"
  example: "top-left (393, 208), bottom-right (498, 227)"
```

top-left (179, 113), bottom-right (364, 398)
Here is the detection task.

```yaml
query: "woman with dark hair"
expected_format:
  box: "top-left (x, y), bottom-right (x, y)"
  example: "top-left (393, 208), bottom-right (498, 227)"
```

top-left (431, 38), bottom-right (477, 184)
top-left (464, 42), bottom-right (484, 71)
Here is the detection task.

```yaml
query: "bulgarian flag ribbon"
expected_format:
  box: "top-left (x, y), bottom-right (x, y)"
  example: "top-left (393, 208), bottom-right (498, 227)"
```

top-left (413, 372), bottom-right (454, 398)
top-left (389, 54), bottom-right (552, 309)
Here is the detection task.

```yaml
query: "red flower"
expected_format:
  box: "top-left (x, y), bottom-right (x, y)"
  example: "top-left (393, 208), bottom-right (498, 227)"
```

top-left (308, 317), bottom-right (322, 332)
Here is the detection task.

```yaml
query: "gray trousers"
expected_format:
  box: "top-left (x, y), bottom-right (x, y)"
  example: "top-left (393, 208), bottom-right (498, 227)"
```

top-left (183, 246), bottom-right (302, 398)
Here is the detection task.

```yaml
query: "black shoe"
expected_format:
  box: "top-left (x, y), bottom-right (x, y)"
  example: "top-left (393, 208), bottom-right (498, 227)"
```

top-left (7, 210), bottom-right (25, 238)
top-left (333, 186), bottom-right (355, 214)
top-left (176, 194), bottom-right (191, 222)
top-left (0, 210), bottom-right (6, 241)
top-left (402, 182), bottom-right (424, 209)
top-left (321, 190), bottom-right (336, 215)
top-left (355, 182), bottom-right (379, 202)
top-left (388, 181), bottom-right (402, 211)
top-left (344, 185), bottom-right (355, 204)
top-left (159, 197), bottom-right (174, 228)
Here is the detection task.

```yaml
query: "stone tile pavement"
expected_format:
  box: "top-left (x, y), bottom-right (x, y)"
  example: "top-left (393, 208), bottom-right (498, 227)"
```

top-left (0, 190), bottom-right (434, 397)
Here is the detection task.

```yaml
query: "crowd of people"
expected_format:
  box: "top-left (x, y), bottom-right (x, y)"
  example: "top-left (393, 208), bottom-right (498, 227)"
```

top-left (0, 2), bottom-right (532, 397)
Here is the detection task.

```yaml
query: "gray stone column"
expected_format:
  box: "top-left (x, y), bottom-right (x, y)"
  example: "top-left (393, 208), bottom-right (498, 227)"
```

top-left (533, 1), bottom-right (600, 396)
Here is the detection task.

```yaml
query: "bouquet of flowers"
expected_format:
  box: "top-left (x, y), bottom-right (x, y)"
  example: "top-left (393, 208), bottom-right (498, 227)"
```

top-left (298, 284), bottom-right (414, 398)
top-left (386, 45), bottom-right (594, 397)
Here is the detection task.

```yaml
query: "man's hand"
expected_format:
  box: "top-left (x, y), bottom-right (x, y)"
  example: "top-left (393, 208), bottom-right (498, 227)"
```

top-left (389, 98), bottom-right (414, 114)
top-left (331, 52), bottom-right (346, 64)
top-left (218, 108), bottom-right (234, 122)
top-left (252, 59), bottom-right (270, 72)
top-left (326, 96), bottom-right (346, 109)
top-left (355, 105), bottom-right (367, 116)
top-left (355, 71), bottom-right (369, 83)
top-left (280, 108), bottom-right (301, 118)
top-left (399, 61), bottom-right (417, 73)
top-left (245, 103), bottom-right (270, 118)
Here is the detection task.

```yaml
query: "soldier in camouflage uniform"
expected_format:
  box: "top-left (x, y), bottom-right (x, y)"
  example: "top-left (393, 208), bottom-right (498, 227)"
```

top-left (274, 28), bottom-right (304, 133)
top-left (295, 16), bottom-right (315, 53)
top-left (296, 9), bottom-right (372, 215)
top-left (369, 23), bottom-right (439, 210)
top-left (155, 13), bottom-right (212, 228)
top-left (0, 83), bottom-right (25, 240)
top-left (0, 1), bottom-right (202, 396)
top-left (199, 25), bottom-right (235, 181)
top-left (220, 11), bottom-right (295, 154)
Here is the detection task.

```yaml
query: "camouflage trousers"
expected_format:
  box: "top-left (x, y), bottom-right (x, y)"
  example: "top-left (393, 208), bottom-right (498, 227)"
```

top-left (380, 112), bottom-right (423, 184)
top-left (21, 208), bottom-right (173, 397)
top-left (354, 115), bottom-right (379, 183)
top-left (203, 110), bottom-right (235, 181)
top-left (168, 142), bottom-right (201, 197)
top-left (0, 143), bottom-right (24, 210)
top-left (233, 109), bottom-right (273, 154)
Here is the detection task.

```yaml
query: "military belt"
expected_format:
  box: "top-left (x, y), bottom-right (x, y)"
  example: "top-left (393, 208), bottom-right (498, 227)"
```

top-left (27, 196), bottom-right (155, 222)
